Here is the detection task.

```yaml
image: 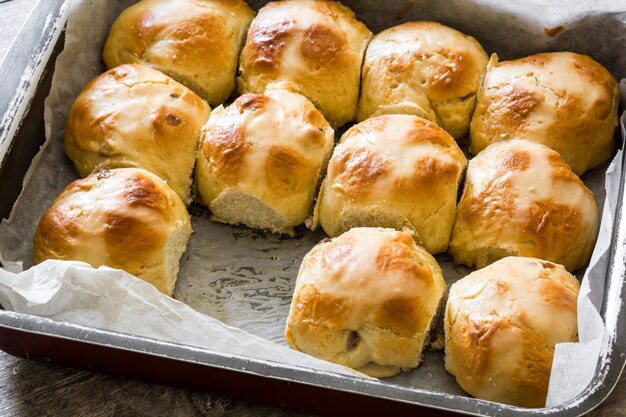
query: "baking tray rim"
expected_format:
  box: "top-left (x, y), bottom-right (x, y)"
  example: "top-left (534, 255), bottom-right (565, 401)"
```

top-left (0, 0), bottom-right (625, 416)
top-left (0, 308), bottom-right (623, 417)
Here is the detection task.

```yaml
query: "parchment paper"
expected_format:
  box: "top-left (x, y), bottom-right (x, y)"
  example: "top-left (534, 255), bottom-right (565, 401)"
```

top-left (0, 0), bottom-right (625, 409)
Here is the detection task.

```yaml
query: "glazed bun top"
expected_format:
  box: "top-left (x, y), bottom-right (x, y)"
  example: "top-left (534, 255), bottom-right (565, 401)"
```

top-left (238, 0), bottom-right (372, 127)
top-left (103, 0), bottom-right (254, 105)
top-left (445, 256), bottom-right (579, 407)
top-left (64, 64), bottom-right (211, 203)
top-left (449, 139), bottom-right (599, 272)
top-left (470, 52), bottom-right (619, 175)
top-left (358, 21), bottom-right (489, 139)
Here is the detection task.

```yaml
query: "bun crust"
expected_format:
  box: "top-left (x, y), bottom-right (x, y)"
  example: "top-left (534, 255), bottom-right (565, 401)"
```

top-left (286, 227), bottom-right (446, 377)
top-left (196, 86), bottom-right (334, 234)
top-left (33, 168), bottom-right (192, 296)
top-left (237, 0), bottom-right (372, 127)
top-left (449, 140), bottom-right (599, 272)
top-left (103, 0), bottom-right (254, 105)
top-left (444, 256), bottom-right (579, 407)
top-left (470, 52), bottom-right (619, 175)
top-left (316, 114), bottom-right (467, 253)
top-left (358, 21), bottom-right (488, 139)
top-left (64, 64), bottom-right (211, 203)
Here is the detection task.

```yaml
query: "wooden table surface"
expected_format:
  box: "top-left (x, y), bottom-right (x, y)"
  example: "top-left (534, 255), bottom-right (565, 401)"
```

top-left (1, 1), bottom-right (625, 416)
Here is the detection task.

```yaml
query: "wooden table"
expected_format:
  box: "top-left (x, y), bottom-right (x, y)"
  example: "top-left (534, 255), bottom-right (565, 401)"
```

top-left (0, 1), bottom-right (625, 416)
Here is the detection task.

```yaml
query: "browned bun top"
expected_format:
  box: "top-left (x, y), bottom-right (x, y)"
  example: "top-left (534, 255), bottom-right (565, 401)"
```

top-left (358, 21), bottom-right (488, 139)
top-left (445, 256), bottom-right (579, 408)
top-left (449, 139), bottom-right (599, 272)
top-left (237, 0), bottom-right (372, 128)
top-left (196, 85), bottom-right (334, 234)
top-left (286, 227), bottom-right (446, 377)
top-left (103, 0), bottom-right (254, 105)
top-left (33, 168), bottom-right (192, 296)
top-left (316, 114), bottom-right (467, 253)
top-left (470, 52), bottom-right (619, 175)
top-left (64, 64), bottom-right (211, 203)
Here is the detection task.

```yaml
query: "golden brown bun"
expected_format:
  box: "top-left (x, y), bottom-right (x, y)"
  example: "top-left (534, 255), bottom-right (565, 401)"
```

top-left (286, 227), bottom-right (446, 377)
top-left (449, 140), bottom-right (599, 272)
top-left (33, 168), bottom-right (192, 296)
top-left (314, 114), bottom-right (467, 254)
top-left (358, 21), bottom-right (488, 139)
top-left (64, 64), bottom-right (211, 204)
top-left (196, 85), bottom-right (334, 235)
top-left (470, 52), bottom-right (620, 175)
top-left (237, 0), bottom-right (372, 128)
top-left (103, 0), bottom-right (254, 105)
top-left (444, 256), bottom-right (579, 408)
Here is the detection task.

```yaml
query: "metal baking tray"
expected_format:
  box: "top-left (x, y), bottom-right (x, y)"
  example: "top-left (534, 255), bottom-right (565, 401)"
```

top-left (1, 1), bottom-right (625, 416)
